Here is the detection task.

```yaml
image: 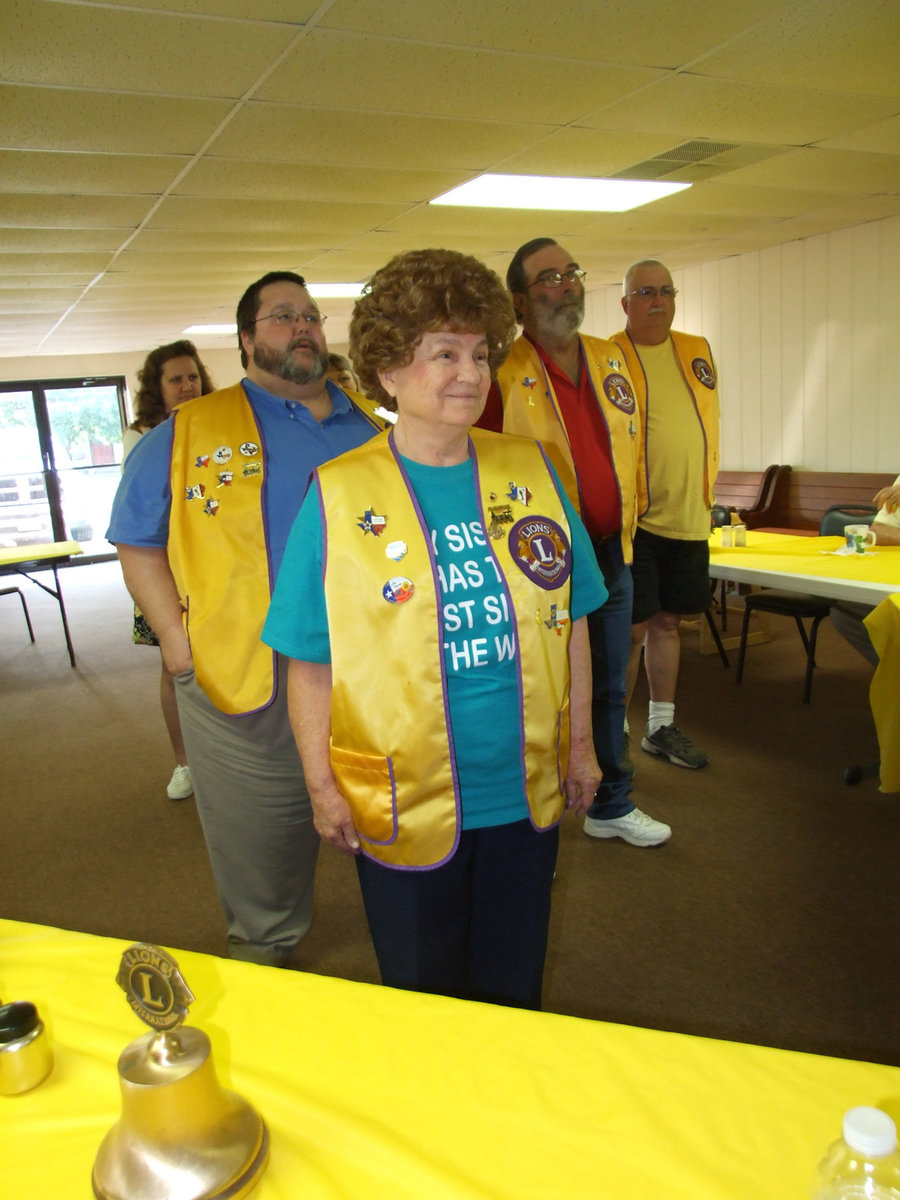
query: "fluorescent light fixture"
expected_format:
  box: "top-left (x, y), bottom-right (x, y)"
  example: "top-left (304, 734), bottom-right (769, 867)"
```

top-left (431, 174), bottom-right (690, 212)
top-left (307, 282), bottom-right (365, 299)
top-left (183, 283), bottom-right (365, 335)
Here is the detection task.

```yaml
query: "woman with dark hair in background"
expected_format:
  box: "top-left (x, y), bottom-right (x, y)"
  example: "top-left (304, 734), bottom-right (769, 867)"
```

top-left (123, 339), bottom-right (215, 800)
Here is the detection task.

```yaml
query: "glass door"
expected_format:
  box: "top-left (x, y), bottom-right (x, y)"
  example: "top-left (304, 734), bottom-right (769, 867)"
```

top-left (0, 390), bottom-right (56, 547)
top-left (0, 377), bottom-right (126, 560)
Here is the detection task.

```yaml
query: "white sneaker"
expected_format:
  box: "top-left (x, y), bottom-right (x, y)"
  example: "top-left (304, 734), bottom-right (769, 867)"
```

top-left (583, 807), bottom-right (671, 847)
top-left (166, 764), bottom-right (193, 800)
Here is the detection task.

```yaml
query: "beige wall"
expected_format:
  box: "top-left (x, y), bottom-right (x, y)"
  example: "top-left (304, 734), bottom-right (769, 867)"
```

top-left (583, 213), bottom-right (900, 474)
top-left (3, 213), bottom-right (898, 473)
top-left (0, 346), bottom-right (244, 422)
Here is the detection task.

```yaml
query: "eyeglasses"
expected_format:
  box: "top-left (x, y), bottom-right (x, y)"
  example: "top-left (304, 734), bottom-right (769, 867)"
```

top-left (526, 268), bottom-right (587, 289)
top-left (625, 285), bottom-right (678, 300)
top-left (253, 309), bottom-right (327, 328)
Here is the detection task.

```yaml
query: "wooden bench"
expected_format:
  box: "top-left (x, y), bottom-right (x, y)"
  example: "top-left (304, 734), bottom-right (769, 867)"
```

top-left (744, 468), bottom-right (893, 535)
top-left (713, 464), bottom-right (785, 524)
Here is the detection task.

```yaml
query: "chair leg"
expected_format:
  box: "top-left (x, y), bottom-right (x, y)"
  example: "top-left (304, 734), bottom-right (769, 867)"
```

top-left (719, 579), bottom-right (728, 632)
top-left (793, 615), bottom-right (812, 658)
top-left (1, 586), bottom-right (35, 643)
top-left (802, 614), bottom-right (826, 703)
top-left (735, 602), bottom-right (753, 684)
top-left (704, 609), bottom-right (730, 668)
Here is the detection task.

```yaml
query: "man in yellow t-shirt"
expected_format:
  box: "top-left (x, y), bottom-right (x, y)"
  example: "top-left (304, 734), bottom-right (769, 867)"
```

top-left (610, 260), bottom-right (720, 770)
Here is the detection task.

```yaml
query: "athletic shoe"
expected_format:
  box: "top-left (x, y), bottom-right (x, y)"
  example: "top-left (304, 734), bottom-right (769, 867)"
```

top-left (582, 808), bottom-right (671, 847)
top-left (641, 724), bottom-right (708, 769)
top-left (166, 764), bottom-right (193, 800)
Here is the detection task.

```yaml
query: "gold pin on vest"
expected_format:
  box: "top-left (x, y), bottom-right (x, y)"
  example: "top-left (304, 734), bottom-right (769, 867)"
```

top-left (92, 943), bottom-right (269, 1200)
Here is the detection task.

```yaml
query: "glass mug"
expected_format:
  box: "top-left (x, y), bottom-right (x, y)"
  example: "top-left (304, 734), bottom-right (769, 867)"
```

top-left (844, 524), bottom-right (876, 554)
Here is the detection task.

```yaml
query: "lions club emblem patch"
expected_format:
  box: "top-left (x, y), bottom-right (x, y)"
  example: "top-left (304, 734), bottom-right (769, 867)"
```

top-left (508, 517), bottom-right (572, 590)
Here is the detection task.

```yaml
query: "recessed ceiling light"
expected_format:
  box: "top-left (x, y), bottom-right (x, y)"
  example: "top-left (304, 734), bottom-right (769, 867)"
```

top-left (308, 283), bottom-right (365, 298)
top-left (430, 174), bottom-right (690, 212)
top-left (183, 283), bottom-right (365, 335)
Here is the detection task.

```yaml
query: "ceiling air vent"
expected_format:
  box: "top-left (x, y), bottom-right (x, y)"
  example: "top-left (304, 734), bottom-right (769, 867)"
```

top-left (611, 139), bottom-right (785, 182)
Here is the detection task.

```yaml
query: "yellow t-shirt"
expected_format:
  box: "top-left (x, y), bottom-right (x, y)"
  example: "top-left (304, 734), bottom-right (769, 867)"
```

top-left (637, 340), bottom-right (710, 540)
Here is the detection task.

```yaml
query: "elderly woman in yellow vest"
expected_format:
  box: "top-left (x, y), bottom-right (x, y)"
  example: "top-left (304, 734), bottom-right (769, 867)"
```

top-left (263, 248), bottom-right (607, 1009)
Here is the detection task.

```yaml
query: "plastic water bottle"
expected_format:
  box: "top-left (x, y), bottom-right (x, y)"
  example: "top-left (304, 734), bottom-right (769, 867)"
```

top-left (812, 1107), bottom-right (900, 1198)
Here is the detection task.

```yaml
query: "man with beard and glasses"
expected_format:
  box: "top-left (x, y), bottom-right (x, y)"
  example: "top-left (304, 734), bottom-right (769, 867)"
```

top-left (107, 270), bottom-right (387, 966)
top-left (478, 238), bottom-right (671, 849)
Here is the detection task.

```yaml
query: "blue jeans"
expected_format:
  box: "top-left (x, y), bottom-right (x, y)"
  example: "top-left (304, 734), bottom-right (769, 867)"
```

top-left (586, 540), bottom-right (634, 820)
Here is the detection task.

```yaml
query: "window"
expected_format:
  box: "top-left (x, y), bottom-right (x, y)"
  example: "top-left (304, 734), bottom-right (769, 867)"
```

top-left (0, 376), bottom-right (127, 562)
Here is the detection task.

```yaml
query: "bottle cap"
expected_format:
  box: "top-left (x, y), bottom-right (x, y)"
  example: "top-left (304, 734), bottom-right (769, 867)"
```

top-left (843, 1107), bottom-right (898, 1157)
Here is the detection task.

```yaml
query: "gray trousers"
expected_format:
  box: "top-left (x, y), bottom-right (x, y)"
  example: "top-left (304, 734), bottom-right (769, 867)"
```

top-left (174, 660), bottom-right (318, 966)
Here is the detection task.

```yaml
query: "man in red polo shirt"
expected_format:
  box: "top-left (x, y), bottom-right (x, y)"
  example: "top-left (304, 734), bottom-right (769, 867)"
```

top-left (478, 238), bottom-right (670, 848)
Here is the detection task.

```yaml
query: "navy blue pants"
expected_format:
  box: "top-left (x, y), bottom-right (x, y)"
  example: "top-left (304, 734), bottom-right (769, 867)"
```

top-left (356, 819), bottom-right (560, 1010)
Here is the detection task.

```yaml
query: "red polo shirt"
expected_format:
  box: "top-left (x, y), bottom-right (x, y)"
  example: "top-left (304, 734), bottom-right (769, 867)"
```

top-left (481, 335), bottom-right (620, 541)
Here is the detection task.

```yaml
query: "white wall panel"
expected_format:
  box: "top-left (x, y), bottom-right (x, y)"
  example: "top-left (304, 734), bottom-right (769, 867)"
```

top-left (585, 213), bottom-right (899, 473)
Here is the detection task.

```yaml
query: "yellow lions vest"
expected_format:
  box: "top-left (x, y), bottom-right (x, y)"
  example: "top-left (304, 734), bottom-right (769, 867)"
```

top-left (168, 382), bottom-right (383, 715)
top-left (496, 335), bottom-right (639, 563)
top-left (315, 428), bottom-right (573, 869)
top-left (611, 330), bottom-right (720, 514)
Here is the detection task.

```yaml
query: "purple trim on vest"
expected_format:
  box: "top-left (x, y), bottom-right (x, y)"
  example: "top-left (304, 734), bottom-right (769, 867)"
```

top-left (314, 474), bottom-right (327, 586)
top-left (386, 428), bottom-right (462, 871)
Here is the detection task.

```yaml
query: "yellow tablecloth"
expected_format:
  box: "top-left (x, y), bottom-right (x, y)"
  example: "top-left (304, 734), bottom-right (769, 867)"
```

top-left (2, 920), bottom-right (899, 1199)
top-left (866, 595), bottom-right (900, 793)
top-left (709, 533), bottom-right (900, 590)
top-left (0, 540), bottom-right (82, 568)
top-left (710, 534), bottom-right (900, 791)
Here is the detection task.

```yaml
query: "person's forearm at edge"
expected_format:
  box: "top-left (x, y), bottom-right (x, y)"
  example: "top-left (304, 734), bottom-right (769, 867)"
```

top-left (872, 520), bottom-right (900, 546)
top-left (116, 543), bottom-right (191, 676)
top-left (287, 658), bottom-right (360, 855)
top-left (564, 616), bottom-right (603, 815)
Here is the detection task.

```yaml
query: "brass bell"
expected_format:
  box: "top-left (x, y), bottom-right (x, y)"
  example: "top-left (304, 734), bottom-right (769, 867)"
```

top-left (93, 944), bottom-right (269, 1200)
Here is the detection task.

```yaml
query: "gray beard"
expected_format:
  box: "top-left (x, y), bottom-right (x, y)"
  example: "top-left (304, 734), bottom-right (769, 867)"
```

top-left (531, 296), bottom-right (584, 340)
top-left (253, 341), bottom-right (329, 385)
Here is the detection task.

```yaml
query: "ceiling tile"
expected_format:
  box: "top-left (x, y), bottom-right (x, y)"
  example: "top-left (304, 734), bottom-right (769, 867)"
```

top-left (690, 0), bottom-right (900, 98)
top-left (817, 114), bottom-right (900, 156)
top-left (80, 0), bottom-right (315, 18)
top-left (143, 195), bottom-right (408, 233)
top-left (257, 29), bottom-right (662, 124)
top-left (1, 1), bottom-right (298, 97)
top-left (578, 73), bottom-right (898, 145)
top-left (0, 85), bottom-right (231, 154)
top-left (0, 194), bottom-right (151, 229)
top-left (210, 103), bottom-right (552, 170)
top-left (0, 150), bottom-right (189, 196)
top-left (722, 148), bottom-right (900, 195)
top-left (496, 128), bottom-right (685, 177)
top-left (173, 158), bottom-right (468, 203)
top-left (318, 0), bottom-right (792, 67)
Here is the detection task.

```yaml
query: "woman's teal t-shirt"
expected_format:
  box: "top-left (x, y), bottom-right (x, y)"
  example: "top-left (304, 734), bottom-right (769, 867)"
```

top-left (263, 454), bottom-right (607, 829)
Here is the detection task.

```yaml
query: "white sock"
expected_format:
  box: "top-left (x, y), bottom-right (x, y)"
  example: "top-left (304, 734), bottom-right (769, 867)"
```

top-left (623, 715), bottom-right (630, 735)
top-left (647, 702), bottom-right (674, 736)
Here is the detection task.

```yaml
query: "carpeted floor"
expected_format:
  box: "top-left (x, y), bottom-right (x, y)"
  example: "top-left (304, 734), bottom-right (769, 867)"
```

top-left (1, 559), bottom-right (897, 1065)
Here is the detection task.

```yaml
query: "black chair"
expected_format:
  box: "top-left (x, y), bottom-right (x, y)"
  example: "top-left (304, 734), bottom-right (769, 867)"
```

top-left (734, 504), bottom-right (878, 703)
top-left (1, 585), bottom-right (36, 645)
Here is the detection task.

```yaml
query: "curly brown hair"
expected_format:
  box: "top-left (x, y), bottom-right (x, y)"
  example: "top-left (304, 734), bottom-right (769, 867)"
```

top-left (131, 340), bottom-right (215, 429)
top-left (349, 249), bottom-right (516, 409)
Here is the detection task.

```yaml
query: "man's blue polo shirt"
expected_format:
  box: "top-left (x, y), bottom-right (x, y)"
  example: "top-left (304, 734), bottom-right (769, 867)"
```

top-left (106, 378), bottom-right (379, 578)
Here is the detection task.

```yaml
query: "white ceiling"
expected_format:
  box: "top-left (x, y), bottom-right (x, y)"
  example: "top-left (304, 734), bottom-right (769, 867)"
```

top-left (2, 0), bottom-right (899, 358)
